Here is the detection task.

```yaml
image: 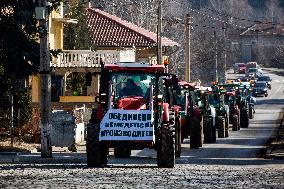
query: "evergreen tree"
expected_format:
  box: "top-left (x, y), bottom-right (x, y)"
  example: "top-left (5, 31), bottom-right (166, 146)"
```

top-left (0, 0), bottom-right (39, 97)
top-left (63, 0), bottom-right (91, 50)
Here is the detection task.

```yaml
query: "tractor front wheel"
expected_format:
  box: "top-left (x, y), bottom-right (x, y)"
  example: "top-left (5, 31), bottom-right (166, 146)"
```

top-left (249, 105), bottom-right (254, 119)
top-left (190, 116), bottom-right (203, 148)
top-left (225, 116), bottom-right (229, 138)
top-left (217, 116), bottom-right (226, 138)
top-left (157, 123), bottom-right (175, 168)
top-left (232, 115), bottom-right (238, 131)
top-left (175, 117), bottom-right (182, 158)
top-left (86, 123), bottom-right (108, 167)
top-left (203, 116), bottom-right (214, 143)
top-left (240, 108), bottom-right (249, 128)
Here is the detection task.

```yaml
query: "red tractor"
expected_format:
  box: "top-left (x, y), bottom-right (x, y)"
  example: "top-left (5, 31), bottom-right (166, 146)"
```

top-left (176, 82), bottom-right (205, 148)
top-left (176, 82), bottom-right (196, 142)
top-left (86, 62), bottom-right (182, 168)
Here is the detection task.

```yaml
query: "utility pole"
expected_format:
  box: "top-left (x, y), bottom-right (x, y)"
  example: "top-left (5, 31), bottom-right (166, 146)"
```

top-left (185, 14), bottom-right (191, 82)
top-left (256, 28), bottom-right (259, 63)
top-left (38, 0), bottom-right (52, 158)
top-left (10, 91), bottom-right (14, 147)
top-left (214, 30), bottom-right (218, 83)
top-left (157, 0), bottom-right (162, 65)
top-left (223, 22), bottom-right (227, 83)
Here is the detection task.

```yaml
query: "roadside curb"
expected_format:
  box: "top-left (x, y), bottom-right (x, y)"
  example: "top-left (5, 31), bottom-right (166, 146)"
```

top-left (0, 151), bottom-right (31, 156)
top-left (266, 114), bottom-right (284, 159)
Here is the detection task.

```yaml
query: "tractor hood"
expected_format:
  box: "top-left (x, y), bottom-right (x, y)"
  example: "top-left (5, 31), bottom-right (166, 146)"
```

top-left (117, 96), bottom-right (147, 110)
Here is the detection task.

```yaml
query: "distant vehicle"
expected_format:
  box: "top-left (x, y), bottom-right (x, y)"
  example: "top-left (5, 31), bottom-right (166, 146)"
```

top-left (252, 81), bottom-right (268, 97)
top-left (246, 68), bottom-right (263, 79)
top-left (233, 63), bottom-right (246, 74)
top-left (235, 76), bottom-right (249, 82)
top-left (246, 62), bottom-right (257, 73)
top-left (257, 75), bottom-right (272, 89)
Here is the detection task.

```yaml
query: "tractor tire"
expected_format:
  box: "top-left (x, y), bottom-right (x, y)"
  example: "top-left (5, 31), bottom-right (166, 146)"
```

top-left (114, 147), bottom-right (131, 158)
top-left (249, 105), bottom-right (254, 119)
top-left (232, 115), bottom-right (238, 131)
top-left (86, 123), bottom-right (108, 167)
top-left (225, 116), bottom-right (229, 138)
top-left (237, 109), bottom-right (241, 130)
top-left (181, 115), bottom-right (190, 142)
top-left (203, 116), bottom-right (214, 143)
top-left (157, 123), bottom-right (175, 168)
top-left (240, 108), bottom-right (249, 128)
top-left (217, 116), bottom-right (226, 138)
top-left (212, 119), bottom-right (217, 143)
top-left (175, 117), bottom-right (182, 158)
top-left (190, 116), bottom-right (203, 148)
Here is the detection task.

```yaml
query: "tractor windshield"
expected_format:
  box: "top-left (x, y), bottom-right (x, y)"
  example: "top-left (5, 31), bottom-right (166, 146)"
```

top-left (111, 73), bottom-right (154, 98)
top-left (208, 94), bottom-right (219, 107)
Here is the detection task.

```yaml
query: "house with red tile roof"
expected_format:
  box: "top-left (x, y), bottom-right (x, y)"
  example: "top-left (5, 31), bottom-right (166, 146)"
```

top-left (50, 5), bottom-right (179, 102)
top-left (53, 7), bottom-right (179, 70)
top-left (230, 23), bottom-right (284, 64)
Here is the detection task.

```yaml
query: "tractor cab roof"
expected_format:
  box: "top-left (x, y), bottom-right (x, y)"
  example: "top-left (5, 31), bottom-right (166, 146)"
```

top-left (104, 62), bottom-right (165, 73)
top-left (218, 83), bottom-right (239, 88)
top-left (233, 81), bottom-right (251, 88)
top-left (178, 81), bottom-right (196, 90)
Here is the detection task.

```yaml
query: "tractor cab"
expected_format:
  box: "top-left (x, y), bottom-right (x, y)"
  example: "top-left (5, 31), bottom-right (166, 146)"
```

top-left (218, 84), bottom-right (240, 131)
top-left (177, 82), bottom-right (196, 142)
top-left (210, 83), bottom-right (230, 138)
top-left (233, 81), bottom-right (253, 128)
top-left (195, 86), bottom-right (217, 143)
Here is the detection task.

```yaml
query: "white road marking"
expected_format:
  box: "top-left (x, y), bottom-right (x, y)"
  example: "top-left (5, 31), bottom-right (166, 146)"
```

top-left (275, 80), bottom-right (280, 83)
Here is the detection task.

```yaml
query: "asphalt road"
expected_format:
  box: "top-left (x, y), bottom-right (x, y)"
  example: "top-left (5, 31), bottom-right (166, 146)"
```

top-left (0, 68), bottom-right (284, 188)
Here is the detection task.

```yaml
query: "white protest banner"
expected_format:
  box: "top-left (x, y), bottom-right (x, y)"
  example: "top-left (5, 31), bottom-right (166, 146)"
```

top-left (99, 109), bottom-right (154, 141)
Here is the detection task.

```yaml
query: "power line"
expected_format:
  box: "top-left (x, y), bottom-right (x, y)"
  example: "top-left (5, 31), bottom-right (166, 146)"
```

top-left (203, 6), bottom-right (284, 27)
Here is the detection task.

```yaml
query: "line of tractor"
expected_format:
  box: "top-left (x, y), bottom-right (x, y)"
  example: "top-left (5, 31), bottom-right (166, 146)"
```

top-left (86, 62), bottom-right (256, 168)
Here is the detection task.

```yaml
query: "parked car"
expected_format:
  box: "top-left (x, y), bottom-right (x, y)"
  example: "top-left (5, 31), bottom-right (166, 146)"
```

top-left (257, 75), bottom-right (272, 89)
top-left (252, 81), bottom-right (268, 97)
top-left (233, 63), bottom-right (246, 74)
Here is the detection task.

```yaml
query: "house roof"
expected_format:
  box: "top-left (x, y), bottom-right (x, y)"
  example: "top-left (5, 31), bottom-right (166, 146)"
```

top-left (86, 8), bottom-right (179, 47)
top-left (240, 23), bottom-right (284, 36)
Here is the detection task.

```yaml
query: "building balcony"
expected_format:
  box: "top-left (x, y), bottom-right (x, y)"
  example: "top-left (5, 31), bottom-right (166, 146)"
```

top-left (51, 50), bottom-right (120, 68)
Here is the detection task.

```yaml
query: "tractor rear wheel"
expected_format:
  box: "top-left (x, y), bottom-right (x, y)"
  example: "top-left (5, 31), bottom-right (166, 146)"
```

top-left (217, 116), bottom-right (226, 138)
top-left (86, 123), bottom-right (108, 167)
top-left (225, 116), bottom-right (229, 138)
top-left (157, 123), bottom-right (175, 168)
top-left (232, 115), bottom-right (238, 131)
top-left (175, 117), bottom-right (181, 158)
top-left (114, 147), bottom-right (131, 158)
top-left (190, 116), bottom-right (203, 148)
top-left (203, 116), bottom-right (214, 143)
top-left (240, 108), bottom-right (249, 128)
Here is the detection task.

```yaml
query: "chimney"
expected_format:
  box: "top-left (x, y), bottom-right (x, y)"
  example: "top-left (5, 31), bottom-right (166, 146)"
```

top-left (83, 0), bottom-right (93, 8)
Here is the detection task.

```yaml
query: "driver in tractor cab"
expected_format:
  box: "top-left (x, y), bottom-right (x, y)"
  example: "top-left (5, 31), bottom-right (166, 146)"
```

top-left (120, 78), bottom-right (143, 97)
